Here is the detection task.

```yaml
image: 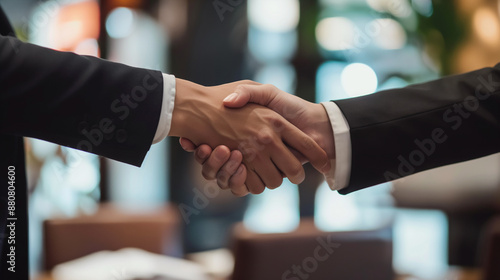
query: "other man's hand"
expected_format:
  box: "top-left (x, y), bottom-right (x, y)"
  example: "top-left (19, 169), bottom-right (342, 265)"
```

top-left (180, 83), bottom-right (335, 195)
top-left (171, 80), bottom-right (330, 196)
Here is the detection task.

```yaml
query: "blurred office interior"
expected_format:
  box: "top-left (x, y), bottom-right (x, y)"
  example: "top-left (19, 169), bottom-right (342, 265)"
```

top-left (1, 0), bottom-right (500, 279)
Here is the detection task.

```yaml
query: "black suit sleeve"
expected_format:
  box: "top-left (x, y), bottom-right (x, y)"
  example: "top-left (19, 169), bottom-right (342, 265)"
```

top-left (334, 64), bottom-right (500, 194)
top-left (0, 35), bottom-right (164, 166)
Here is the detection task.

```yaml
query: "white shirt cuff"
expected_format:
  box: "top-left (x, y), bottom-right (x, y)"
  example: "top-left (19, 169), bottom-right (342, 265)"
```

top-left (153, 74), bottom-right (176, 144)
top-left (320, 102), bottom-right (352, 191)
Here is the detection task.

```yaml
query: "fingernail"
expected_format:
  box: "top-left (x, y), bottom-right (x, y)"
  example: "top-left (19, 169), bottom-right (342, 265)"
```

top-left (223, 93), bottom-right (238, 103)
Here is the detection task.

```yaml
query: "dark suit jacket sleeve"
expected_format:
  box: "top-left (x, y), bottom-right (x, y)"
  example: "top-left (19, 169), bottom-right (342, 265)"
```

top-left (334, 64), bottom-right (500, 194)
top-left (0, 35), bottom-right (164, 166)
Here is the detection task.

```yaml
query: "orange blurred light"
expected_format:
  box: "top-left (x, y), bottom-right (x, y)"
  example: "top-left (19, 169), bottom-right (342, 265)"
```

top-left (54, 1), bottom-right (100, 53)
top-left (108, 0), bottom-right (143, 9)
top-left (473, 6), bottom-right (500, 47)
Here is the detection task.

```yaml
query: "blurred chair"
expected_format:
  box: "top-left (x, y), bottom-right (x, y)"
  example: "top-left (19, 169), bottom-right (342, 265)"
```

top-left (481, 216), bottom-right (500, 280)
top-left (43, 203), bottom-right (181, 271)
top-left (230, 219), bottom-right (394, 280)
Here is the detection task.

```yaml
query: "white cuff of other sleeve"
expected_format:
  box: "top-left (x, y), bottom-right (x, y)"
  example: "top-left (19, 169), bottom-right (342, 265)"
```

top-left (152, 74), bottom-right (176, 144)
top-left (320, 102), bottom-right (352, 191)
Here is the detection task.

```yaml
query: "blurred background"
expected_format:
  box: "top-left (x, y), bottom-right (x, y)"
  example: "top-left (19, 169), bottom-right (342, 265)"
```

top-left (1, 0), bottom-right (500, 279)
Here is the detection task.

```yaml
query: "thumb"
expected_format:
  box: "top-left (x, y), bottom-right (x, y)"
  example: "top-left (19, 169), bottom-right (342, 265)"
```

top-left (223, 84), bottom-right (278, 109)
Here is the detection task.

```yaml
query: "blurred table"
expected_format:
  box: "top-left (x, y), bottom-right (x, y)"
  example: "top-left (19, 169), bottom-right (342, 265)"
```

top-left (34, 267), bottom-right (481, 280)
top-left (43, 203), bottom-right (181, 270)
top-left (395, 267), bottom-right (482, 280)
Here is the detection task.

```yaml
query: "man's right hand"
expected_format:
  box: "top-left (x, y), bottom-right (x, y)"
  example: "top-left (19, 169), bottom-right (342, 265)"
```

top-left (172, 80), bottom-right (331, 196)
top-left (180, 84), bottom-right (336, 194)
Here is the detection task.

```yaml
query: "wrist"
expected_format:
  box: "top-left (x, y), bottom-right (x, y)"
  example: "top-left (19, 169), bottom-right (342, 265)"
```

top-left (311, 103), bottom-right (336, 160)
top-left (169, 78), bottom-right (207, 137)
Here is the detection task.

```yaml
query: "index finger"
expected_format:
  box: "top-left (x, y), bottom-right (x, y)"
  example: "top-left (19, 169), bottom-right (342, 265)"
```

top-left (281, 123), bottom-right (331, 174)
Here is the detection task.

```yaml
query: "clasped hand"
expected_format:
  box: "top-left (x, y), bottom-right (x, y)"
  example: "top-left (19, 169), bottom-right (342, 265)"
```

top-left (170, 79), bottom-right (334, 196)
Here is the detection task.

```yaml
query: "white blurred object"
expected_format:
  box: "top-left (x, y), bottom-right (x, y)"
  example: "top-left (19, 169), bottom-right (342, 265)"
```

top-left (52, 248), bottom-right (210, 280)
top-left (315, 181), bottom-right (394, 231)
top-left (393, 209), bottom-right (448, 279)
top-left (316, 17), bottom-right (356, 51)
top-left (30, 139), bottom-right (59, 161)
top-left (248, 0), bottom-right (300, 33)
top-left (106, 7), bottom-right (135, 39)
top-left (366, 0), bottom-right (413, 18)
top-left (187, 249), bottom-right (234, 279)
top-left (243, 179), bottom-right (300, 233)
top-left (341, 63), bottom-right (378, 97)
top-left (372, 18), bottom-right (407, 50)
top-left (393, 153), bottom-right (500, 211)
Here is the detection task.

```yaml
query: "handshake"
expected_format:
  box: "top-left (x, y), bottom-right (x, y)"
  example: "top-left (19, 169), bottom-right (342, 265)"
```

top-left (168, 79), bottom-right (336, 196)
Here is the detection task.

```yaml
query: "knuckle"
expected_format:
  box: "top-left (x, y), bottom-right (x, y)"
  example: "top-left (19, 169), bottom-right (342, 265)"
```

top-left (235, 84), bottom-right (248, 93)
top-left (257, 130), bottom-right (275, 145)
top-left (228, 175), bottom-right (243, 190)
top-left (301, 137), bottom-right (316, 151)
top-left (201, 169), bottom-right (214, 180)
top-left (289, 164), bottom-right (303, 179)
top-left (268, 177), bottom-right (283, 189)
top-left (264, 83), bottom-right (277, 91)
top-left (232, 183), bottom-right (250, 197)
top-left (194, 153), bottom-right (205, 164)
top-left (250, 185), bottom-right (265, 195)
top-left (223, 160), bottom-right (238, 173)
top-left (231, 189), bottom-right (248, 197)
top-left (216, 172), bottom-right (227, 184)
top-left (217, 178), bottom-right (229, 190)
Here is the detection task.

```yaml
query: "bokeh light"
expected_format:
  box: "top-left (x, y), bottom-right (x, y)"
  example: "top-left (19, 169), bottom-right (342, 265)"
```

top-left (106, 7), bottom-right (135, 39)
top-left (412, 0), bottom-right (433, 17)
top-left (244, 180), bottom-right (300, 233)
top-left (254, 64), bottom-right (297, 94)
top-left (248, 0), bottom-right (300, 33)
top-left (248, 26), bottom-right (298, 63)
top-left (473, 6), bottom-right (500, 47)
top-left (372, 18), bottom-right (407, 49)
top-left (341, 63), bottom-right (378, 97)
top-left (367, 0), bottom-right (412, 18)
top-left (316, 61), bottom-right (347, 101)
top-left (316, 17), bottom-right (356, 51)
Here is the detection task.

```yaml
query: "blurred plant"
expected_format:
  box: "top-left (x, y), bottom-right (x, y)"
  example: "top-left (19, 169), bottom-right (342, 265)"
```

top-left (415, 0), bottom-right (467, 75)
